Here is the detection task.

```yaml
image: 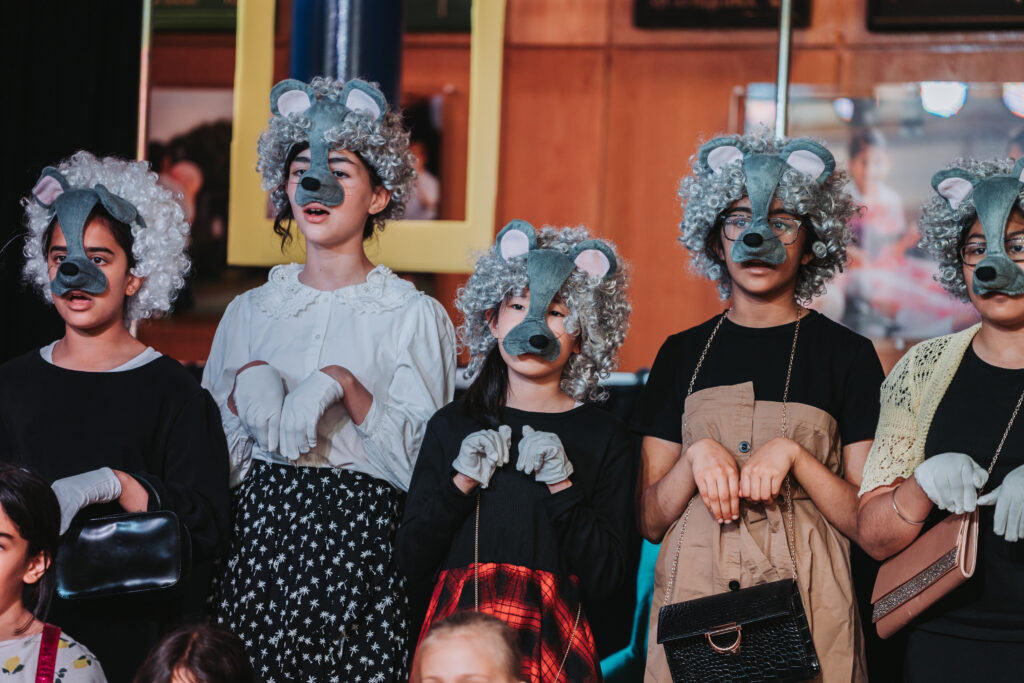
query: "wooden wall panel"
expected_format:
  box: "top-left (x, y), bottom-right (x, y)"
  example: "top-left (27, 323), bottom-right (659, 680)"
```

top-left (507, 0), bottom-right (610, 46)
top-left (496, 48), bottom-right (609, 229)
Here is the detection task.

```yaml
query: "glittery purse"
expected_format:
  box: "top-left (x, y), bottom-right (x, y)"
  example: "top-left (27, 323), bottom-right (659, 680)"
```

top-left (870, 508), bottom-right (979, 639)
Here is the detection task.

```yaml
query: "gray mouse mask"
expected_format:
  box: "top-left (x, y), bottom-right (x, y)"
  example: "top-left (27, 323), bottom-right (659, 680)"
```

top-left (31, 167), bottom-right (144, 297)
top-left (932, 158), bottom-right (1024, 297)
top-left (270, 78), bottom-right (388, 208)
top-left (697, 137), bottom-right (835, 266)
top-left (494, 220), bottom-right (616, 362)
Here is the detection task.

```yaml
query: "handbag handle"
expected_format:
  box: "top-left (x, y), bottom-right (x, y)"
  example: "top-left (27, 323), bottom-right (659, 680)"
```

top-left (35, 624), bottom-right (61, 683)
top-left (663, 310), bottom-right (802, 607)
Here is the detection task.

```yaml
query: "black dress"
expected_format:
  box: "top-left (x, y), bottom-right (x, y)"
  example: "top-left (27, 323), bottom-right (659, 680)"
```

top-left (0, 350), bottom-right (231, 683)
top-left (906, 346), bottom-right (1024, 683)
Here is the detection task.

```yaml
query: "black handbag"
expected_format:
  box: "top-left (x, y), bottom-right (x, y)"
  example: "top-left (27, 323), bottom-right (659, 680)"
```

top-left (55, 477), bottom-right (191, 600)
top-left (656, 310), bottom-right (820, 683)
top-left (657, 574), bottom-right (818, 683)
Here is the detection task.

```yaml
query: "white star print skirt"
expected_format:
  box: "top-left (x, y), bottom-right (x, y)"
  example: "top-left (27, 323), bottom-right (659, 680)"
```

top-left (213, 460), bottom-right (409, 682)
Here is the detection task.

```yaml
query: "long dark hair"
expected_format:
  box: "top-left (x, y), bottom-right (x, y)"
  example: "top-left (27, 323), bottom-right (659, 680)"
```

top-left (0, 464), bottom-right (60, 623)
top-left (462, 345), bottom-right (510, 428)
top-left (133, 622), bottom-right (256, 683)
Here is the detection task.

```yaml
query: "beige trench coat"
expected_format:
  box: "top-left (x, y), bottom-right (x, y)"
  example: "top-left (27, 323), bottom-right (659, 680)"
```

top-left (645, 382), bottom-right (867, 683)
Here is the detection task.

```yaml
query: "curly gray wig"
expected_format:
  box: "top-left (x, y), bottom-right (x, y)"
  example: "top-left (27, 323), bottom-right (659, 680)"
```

top-left (257, 76), bottom-right (416, 232)
top-left (22, 151), bottom-right (190, 321)
top-left (678, 131), bottom-right (857, 302)
top-left (457, 226), bottom-right (631, 402)
top-left (919, 157), bottom-right (1024, 301)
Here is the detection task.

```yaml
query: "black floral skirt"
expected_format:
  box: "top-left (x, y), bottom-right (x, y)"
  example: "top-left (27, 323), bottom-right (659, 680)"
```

top-left (213, 460), bottom-right (409, 682)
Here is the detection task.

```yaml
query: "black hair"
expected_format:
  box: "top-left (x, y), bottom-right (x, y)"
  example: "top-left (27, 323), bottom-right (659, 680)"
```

top-left (133, 622), bottom-right (256, 683)
top-left (0, 464), bottom-right (60, 625)
top-left (43, 206), bottom-right (136, 270)
top-left (848, 127), bottom-right (886, 161)
top-left (462, 344), bottom-right (509, 428)
top-left (273, 143), bottom-right (386, 250)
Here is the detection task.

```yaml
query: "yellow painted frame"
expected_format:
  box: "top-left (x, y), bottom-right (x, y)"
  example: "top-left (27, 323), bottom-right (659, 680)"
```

top-left (226, 0), bottom-right (506, 272)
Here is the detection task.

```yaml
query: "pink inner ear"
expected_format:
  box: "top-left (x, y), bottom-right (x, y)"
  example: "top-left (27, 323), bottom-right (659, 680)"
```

top-left (32, 176), bottom-right (64, 206)
top-left (345, 89), bottom-right (382, 119)
top-left (278, 90), bottom-right (312, 116)
top-left (785, 150), bottom-right (826, 180)
top-left (500, 230), bottom-right (530, 259)
top-left (706, 146), bottom-right (744, 174)
top-left (575, 249), bottom-right (610, 279)
top-left (936, 177), bottom-right (973, 210)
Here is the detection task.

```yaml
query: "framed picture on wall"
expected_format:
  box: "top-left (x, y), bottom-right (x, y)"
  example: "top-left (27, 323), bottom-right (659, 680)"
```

top-left (867, 0), bottom-right (1024, 32)
top-left (634, 0), bottom-right (811, 29)
top-left (741, 81), bottom-right (1024, 344)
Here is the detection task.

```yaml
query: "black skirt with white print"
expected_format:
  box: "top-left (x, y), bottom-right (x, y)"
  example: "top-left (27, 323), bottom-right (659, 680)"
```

top-left (214, 460), bottom-right (409, 683)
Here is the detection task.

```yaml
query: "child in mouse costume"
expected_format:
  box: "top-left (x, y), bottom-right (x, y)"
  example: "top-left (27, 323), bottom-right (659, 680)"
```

top-left (397, 221), bottom-right (633, 683)
top-left (635, 132), bottom-right (884, 682)
top-left (858, 157), bottom-right (1024, 681)
top-left (202, 77), bottom-right (456, 681)
top-left (0, 152), bottom-right (230, 682)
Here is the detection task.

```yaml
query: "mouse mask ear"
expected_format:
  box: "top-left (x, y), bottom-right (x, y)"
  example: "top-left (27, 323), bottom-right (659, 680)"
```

top-left (340, 80), bottom-right (387, 121)
top-left (779, 140), bottom-right (835, 184)
top-left (931, 168), bottom-right (979, 211)
top-left (698, 137), bottom-right (747, 175)
top-left (496, 220), bottom-right (538, 261)
top-left (94, 184), bottom-right (145, 229)
top-left (31, 167), bottom-right (70, 208)
top-left (271, 79), bottom-right (315, 117)
top-left (570, 240), bottom-right (616, 281)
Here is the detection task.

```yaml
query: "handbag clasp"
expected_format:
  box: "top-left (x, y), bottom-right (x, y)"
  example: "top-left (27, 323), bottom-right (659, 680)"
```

top-left (705, 622), bottom-right (742, 655)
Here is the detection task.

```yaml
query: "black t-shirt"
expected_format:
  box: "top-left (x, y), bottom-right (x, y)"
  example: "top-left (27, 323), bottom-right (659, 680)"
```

top-left (632, 310), bottom-right (884, 447)
top-left (920, 345), bottom-right (1024, 641)
top-left (0, 350), bottom-right (232, 682)
top-left (396, 400), bottom-right (634, 601)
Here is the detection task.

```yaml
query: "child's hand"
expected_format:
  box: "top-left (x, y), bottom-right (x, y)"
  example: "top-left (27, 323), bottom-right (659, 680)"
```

top-left (233, 363), bottom-right (286, 454)
top-left (278, 370), bottom-right (345, 461)
top-left (51, 467), bottom-right (123, 534)
top-left (516, 426), bottom-right (573, 485)
top-left (452, 426), bottom-right (513, 488)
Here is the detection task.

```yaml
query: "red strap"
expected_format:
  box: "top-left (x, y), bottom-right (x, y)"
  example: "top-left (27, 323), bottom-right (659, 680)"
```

top-left (35, 624), bottom-right (61, 683)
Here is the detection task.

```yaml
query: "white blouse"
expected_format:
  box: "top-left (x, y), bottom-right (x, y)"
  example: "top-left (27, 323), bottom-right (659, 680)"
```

top-left (202, 264), bottom-right (456, 490)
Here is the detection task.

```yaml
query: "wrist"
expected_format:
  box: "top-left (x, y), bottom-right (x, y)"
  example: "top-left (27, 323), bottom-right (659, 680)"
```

top-left (547, 480), bottom-right (572, 494)
top-left (453, 472), bottom-right (480, 494)
top-left (319, 365), bottom-right (350, 392)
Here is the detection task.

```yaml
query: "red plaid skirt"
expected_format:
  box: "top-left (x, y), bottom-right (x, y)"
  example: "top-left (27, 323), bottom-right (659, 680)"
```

top-left (419, 563), bottom-right (601, 683)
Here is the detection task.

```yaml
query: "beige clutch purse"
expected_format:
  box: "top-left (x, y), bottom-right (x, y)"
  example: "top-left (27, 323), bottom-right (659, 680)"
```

top-left (870, 509), bottom-right (979, 639)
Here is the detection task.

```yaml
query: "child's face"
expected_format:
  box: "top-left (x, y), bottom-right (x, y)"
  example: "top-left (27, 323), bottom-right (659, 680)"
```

top-left (849, 146), bottom-right (890, 191)
top-left (962, 211), bottom-right (1024, 324)
top-left (414, 632), bottom-right (522, 683)
top-left (718, 196), bottom-right (811, 301)
top-left (0, 506), bottom-right (46, 615)
top-left (47, 218), bottom-right (141, 333)
top-left (489, 290), bottom-right (580, 386)
top-left (286, 148), bottom-right (391, 250)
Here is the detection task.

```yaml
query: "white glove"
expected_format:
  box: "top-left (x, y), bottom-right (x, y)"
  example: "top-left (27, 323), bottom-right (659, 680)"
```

top-left (51, 467), bottom-right (123, 534)
top-left (914, 452), bottom-right (988, 515)
top-left (279, 370), bottom-right (345, 461)
top-left (452, 426), bottom-right (512, 488)
top-left (515, 425), bottom-right (574, 485)
top-left (233, 364), bottom-right (286, 453)
top-left (978, 464), bottom-right (1024, 542)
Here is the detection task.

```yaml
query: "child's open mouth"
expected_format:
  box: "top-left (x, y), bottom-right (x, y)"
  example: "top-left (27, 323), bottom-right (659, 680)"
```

top-left (304, 205), bottom-right (329, 217)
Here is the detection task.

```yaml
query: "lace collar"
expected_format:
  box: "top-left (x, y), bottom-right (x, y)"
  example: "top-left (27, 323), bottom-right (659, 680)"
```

top-left (252, 263), bottom-right (419, 318)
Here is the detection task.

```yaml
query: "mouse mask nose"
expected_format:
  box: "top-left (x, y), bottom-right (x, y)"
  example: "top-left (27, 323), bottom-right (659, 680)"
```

top-left (742, 232), bottom-right (764, 248)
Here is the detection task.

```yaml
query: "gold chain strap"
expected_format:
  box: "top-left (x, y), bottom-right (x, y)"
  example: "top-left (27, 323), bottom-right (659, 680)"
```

top-left (980, 388), bottom-right (1024, 493)
top-left (663, 309), bottom-right (803, 606)
top-left (474, 490), bottom-right (581, 683)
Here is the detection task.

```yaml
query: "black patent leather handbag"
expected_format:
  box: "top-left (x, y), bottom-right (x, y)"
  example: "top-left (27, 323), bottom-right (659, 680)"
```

top-left (55, 477), bottom-right (191, 600)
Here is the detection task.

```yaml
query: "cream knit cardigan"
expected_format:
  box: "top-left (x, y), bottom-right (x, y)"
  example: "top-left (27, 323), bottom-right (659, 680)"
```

top-left (859, 323), bottom-right (981, 496)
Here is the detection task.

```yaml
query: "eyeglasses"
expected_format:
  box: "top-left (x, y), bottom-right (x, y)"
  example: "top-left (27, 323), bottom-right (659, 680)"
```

top-left (959, 236), bottom-right (1024, 266)
top-left (720, 212), bottom-right (803, 245)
